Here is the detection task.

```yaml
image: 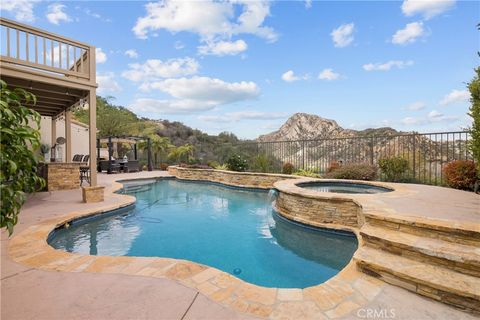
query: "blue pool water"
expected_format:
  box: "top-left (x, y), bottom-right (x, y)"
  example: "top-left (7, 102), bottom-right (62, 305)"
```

top-left (300, 182), bottom-right (392, 194)
top-left (49, 179), bottom-right (358, 288)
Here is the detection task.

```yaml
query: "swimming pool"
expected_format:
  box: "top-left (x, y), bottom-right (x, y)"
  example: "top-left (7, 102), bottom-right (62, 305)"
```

top-left (48, 179), bottom-right (357, 288)
top-left (299, 181), bottom-right (392, 194)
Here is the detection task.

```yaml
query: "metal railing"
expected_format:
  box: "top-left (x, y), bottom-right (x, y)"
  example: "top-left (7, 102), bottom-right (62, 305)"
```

top-left (0, 17), bottom-right (94, 83)
top-left (194, 131), bottom-right (472, 186)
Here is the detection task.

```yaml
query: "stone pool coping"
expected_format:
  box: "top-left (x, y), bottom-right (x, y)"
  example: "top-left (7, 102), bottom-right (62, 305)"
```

top-left (8, 175), bottom-right (390, 319)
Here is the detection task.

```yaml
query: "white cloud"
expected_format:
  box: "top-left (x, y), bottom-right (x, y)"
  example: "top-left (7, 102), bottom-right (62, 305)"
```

top-left (124, 49), bottom-right (138, 59)
top-left (147, 76), bottom-right (259, 102)
top-left (363, 60), bottom-right (414, 71)
top-left (83, 7), bottom-right (111, 22)
top-left (198, 39), bottom-right (248, 56)
top-left (122, 57), bottom-right (199, 82)
top-left (404, 101), bottom-right (426, 110)
top-left (439, 89), bottom-right (470, 106)
top-left (318, 68), bottom-right (340, 81)
top-left (199, 111), bottom-right (287, 122)
top-left (95, 48), bottom-right (107, 64)
top-left (131, 76), bottom-right (260, 115)
top-left (331, 23), bottom-right (355, 48)
top-left (97, 72), bottom-right (121, 94)
top-left (392, 21), bottom-right (425, 45)
top-left (305, 0), bottom-right (312, 9)
top-left (282, 70), bottom-right (300, 82)
top-left (46, 3), bottom-right (71, 25)
top-left (1, 0), bottom-right (39, 22)
top-left (132, 0), bottom-right (277, 44)
top-left (400, 110), bottom-right (459, 126)
top-left (402, 0), bottom-right (455, 19)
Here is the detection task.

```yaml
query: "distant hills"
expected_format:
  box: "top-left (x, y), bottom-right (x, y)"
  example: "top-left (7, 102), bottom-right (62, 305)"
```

top-left (258, 113), bottom-right (403, 142)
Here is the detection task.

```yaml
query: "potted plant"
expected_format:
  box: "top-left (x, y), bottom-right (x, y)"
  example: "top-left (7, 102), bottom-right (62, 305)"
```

top-left (40, 143), bottom-right (50, 162)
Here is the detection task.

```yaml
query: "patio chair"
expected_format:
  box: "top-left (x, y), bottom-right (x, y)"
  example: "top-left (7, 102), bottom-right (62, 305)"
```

top-left (80, 155), bottom-right (90, 186)
top-left (72, 154), bottom-right (83, 162)
top-left (126, 160), bottom-right (140, 172)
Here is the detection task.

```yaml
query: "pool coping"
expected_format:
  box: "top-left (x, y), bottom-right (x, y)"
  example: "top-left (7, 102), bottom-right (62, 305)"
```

top-left (8, 175), bottom-right (391, 319)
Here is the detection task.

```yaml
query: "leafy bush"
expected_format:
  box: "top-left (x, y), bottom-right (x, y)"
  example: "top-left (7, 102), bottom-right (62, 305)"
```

top-left (251, 154), bottom-right (273, 173)
top-left (282, 162), bottom-right (294, 174)
top-left (293, 169), bottom-right (322, 178)
top-left (207, 160), bottom-right (219, 168)
top-left (378, 156), bottom-right (409, 182)
top-left (325, 163), bottom-right (377, 181)
top-left (1, 80), bottom-right (45, 235)
top-left (214, 163), bottom-right (229, 170)
top-left (226, 155), bottom-right (248, 172)
top-left (467, 67), bottom-right (480, 178)
top-left (443, 160), bottom-right (477, 190)
top-left (327, 161), bottom-right (341, 173)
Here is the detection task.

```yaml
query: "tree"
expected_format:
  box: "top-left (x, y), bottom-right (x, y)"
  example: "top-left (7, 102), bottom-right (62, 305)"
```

top-left (75, 96), bottom-right (141, 137)
top-left (0, 80), bottom-right (45, 235)
top-left (467, 67), bottom-right (480, 178)
top-left (139, 136), bottom-right (173, 167)
top-left (168, 144), bottom-right (195, 163)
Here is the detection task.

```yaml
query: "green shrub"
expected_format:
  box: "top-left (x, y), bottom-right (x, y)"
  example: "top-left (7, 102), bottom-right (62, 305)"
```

top-left (443, 160), bottom-right (477, 190)
top-left (293, 169), bottom-right (322, 178)
top-left (378, 156), bottom-right (409, 182)
top-left (214, 163), bottom-right (229, 170)
top-left (251, 154), bottom-right (272, 173)
top-left (207, 160), bottom-right (219, 168)
top-left (325, 163), bottom-right (377, 181)
top-left (1, 80), bottom-right (45, 235)
top-left (226, 155), bottom-right (248, 172)
top-left (282, 162), bottom-right (294, 174)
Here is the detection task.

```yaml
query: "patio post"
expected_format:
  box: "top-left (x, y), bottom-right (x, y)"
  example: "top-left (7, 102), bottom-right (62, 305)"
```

top-left (147, 137), bottom-right (153, 171)
top-left (134, 143), bottom-right (138, 160)
top-left (88, 89), bottom-right (97, 186)
top-left (108, 136), bottom-right (112, 174)
top-left (51, 117), bottom-right (56, 149)
top-left (65, 109), bottom-right (72, 162)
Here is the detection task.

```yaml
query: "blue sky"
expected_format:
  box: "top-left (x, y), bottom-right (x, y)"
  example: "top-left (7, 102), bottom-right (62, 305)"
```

top-left (1, 0), bottom-right (479, 139)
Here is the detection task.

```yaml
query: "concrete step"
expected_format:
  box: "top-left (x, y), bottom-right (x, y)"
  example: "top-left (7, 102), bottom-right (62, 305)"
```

top-left (360, 224), bottom-right (480, 277)
top-left (354, 246), bottom-right (480, 314)
top-left (363, 211), bottom-right (480, 247)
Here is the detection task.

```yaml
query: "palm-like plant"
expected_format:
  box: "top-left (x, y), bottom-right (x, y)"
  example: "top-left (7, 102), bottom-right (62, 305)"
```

top-left (168, 144), bottom-right (195, 164)
top-left (139, 136), bottom-right (173, 168)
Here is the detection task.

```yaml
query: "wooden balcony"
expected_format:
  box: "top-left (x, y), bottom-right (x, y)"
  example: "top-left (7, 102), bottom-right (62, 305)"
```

top-left (0, 17), bottom-right (98, 186)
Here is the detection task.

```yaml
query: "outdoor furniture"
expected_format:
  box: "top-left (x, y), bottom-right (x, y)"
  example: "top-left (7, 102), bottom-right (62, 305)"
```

top-left (98, 160), bottom-right (120, 173)
top-left (80, 155), bottom-right (90, 186)
top-left (126, 160), bottom-right (140, 172)
top-left (72, 154), bottom-right (84, 162)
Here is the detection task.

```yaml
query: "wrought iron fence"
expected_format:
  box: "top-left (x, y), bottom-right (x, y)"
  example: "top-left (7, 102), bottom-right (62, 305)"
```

top-left (194, 131), bottom-right (472, 186)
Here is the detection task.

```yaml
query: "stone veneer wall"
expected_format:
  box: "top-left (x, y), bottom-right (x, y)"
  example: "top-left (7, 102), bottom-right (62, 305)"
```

top-left (274, 191), bottom-right (361, 228)
top-left (47, 163), bottom-right (80, 191)
top-left (168, 166), bottom-right (296, 189)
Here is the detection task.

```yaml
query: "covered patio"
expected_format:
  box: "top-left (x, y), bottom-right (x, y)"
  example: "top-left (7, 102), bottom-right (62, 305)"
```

top-left (0, 17), bottom-right (98, 190)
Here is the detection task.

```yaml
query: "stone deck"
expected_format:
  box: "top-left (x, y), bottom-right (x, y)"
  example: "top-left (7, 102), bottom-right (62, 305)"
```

top-left (2, 170), bottom-right (479, 320)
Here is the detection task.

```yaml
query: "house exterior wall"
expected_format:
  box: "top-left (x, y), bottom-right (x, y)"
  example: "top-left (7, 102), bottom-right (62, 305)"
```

top-left (38, 116), bottom-right (90, 162)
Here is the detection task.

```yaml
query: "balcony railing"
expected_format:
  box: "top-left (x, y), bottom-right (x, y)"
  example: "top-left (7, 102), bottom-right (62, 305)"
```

top-left (0, 17), bottom-right (95, 85)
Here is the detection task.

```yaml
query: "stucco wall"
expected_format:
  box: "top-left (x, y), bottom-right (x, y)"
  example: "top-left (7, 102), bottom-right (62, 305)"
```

top-left (38, 116), bottom-right (90, 161)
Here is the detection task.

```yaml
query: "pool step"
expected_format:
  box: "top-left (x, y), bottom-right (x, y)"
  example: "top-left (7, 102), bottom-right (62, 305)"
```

top-left (363, 211), bottom-right (480, 247)
top-left (360, 224), bottom-right (480, 277)
top-left (354, 246), bottom-right (480, 314)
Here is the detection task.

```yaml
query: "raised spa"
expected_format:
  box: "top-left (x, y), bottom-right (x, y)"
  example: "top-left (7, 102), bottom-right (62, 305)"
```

top-left (48, 179), bottom-right (357, 288)
top-left (298, 181), bottom-right (392, 194)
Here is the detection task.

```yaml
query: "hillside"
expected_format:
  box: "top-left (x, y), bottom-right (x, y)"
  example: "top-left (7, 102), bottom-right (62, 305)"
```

top-left (258, 113), bottom-right (403, 142)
